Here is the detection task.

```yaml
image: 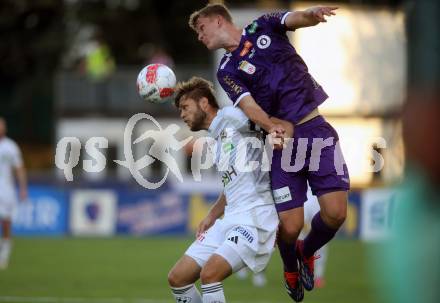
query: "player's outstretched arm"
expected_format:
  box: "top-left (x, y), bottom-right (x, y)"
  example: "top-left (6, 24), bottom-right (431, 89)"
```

top-left (285, 6), bottom-right (338, 30)
top-left (196, 193), bottom-right (226, 238)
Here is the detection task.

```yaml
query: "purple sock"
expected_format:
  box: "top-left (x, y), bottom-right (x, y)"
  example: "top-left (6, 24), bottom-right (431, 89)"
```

top-left (278, 238), bottom-right (298, 272)
top-left (303, 212), bottom-right (338, 258)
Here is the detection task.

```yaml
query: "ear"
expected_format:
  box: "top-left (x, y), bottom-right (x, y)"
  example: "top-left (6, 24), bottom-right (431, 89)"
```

top-left (199, 97), bottom-right (209, 111)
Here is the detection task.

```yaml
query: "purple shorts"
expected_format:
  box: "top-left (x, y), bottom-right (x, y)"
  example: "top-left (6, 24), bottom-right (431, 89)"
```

top-left (270, 116), bottom-right (350, 212)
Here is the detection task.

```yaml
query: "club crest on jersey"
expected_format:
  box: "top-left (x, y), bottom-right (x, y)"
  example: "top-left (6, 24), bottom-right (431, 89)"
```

top-left (238, 60), bottom-right (256, 75)
top-left (256, 35), bottom-right (271, 49)
top-left (240, 40), bottom-right (253, 57)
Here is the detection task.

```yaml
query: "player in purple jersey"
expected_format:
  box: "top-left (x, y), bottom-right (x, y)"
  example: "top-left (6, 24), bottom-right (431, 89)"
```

top-left (189, 4), bottom-right (349, 302)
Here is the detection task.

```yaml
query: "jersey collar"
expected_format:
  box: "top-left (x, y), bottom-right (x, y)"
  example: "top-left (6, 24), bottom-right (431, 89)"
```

top-left (225, 29), bottom-right (246, 56)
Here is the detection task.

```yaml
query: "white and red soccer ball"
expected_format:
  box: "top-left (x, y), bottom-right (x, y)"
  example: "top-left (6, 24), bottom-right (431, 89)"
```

top-left (136, 63), bottom-right (176, 104)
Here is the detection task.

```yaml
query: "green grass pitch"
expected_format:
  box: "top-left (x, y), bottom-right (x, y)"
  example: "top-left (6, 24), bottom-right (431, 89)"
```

top-left (0, 238), bottom-right (382, 303)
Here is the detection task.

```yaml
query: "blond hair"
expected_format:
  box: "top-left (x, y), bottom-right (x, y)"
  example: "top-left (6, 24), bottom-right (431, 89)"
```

top-left (189, 3), bottom-right (233, 31)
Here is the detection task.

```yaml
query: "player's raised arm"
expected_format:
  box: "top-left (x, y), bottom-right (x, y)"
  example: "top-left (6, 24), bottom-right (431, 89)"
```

top-left (285, 6), bottom-right (338, 30)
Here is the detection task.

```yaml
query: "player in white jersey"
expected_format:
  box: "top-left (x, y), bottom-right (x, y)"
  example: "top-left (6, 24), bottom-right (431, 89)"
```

top-left (0, 117), bottom-right (28, 269)
top-left (167, 77), bottom-right (287, 303)
top-left (236, 189), bottom-right (329, 289)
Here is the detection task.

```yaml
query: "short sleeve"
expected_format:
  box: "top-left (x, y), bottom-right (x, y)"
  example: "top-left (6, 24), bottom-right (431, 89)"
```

top-left (217, 70), bottom-right (251, 107)
top-left (259, 11), bottom-right (292, 34)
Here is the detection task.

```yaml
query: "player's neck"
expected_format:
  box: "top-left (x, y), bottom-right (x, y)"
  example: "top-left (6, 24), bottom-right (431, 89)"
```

top-left (204, 109), bottom-right (219, 130)
top-left (223, 26), bottom-right (242, 53)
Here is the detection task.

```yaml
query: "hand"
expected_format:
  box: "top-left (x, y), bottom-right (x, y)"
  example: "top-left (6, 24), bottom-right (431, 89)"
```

top-left (268, 124), bottom-right (286, 139)
top-left (267, 132), bottom-right (285, 150)
top-left (268, 119), bottom-right (296, 150)
top-left (196, 214), bottom-right (216, 238)
top-left (19, 188), bottom-right (28, 202)
top-left (306, 6), bottom-right (338, 23)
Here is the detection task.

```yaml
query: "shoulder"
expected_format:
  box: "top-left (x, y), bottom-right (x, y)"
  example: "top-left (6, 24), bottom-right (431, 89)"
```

top-left (259, 11), bottom-right (291, 23)
top-left (1, 138), bottom-right (19, 152)
top-left (254, 11), bottom-right (291, 33)
top-left (217, 107), bottom-right (249, 130)
top-left (220, 106), bottom-right (247, 120)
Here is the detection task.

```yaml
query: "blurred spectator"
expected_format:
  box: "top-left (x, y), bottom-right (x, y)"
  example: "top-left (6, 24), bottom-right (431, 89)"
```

top-left (236, 267), bottom-right (268, 287)
top-left (373, 1), bottom-right (440, 303)
top-left (139, 43), bottom-right (175, 68)
top-left (0, 117), bottom-right (28, 270)
top-left (80, 31), bottom-right (116, 82)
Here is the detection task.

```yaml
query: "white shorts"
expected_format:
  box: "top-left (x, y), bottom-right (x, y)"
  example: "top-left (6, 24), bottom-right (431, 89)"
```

top-left (0, 191), bottom-right (17, 219)
top-left (185, 204), bottom-right (279, 273)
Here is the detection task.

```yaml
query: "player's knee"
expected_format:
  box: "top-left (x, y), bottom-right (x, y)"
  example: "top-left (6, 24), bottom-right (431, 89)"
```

top-left (167, 268), bottom-right (186, 287)
top-left (200, 265), bottom-right (221, 284)
top-left (323, 206), bottom-right (346, 228)
top-left (279, 221), bottom-right (303, 243)
top-left (333, 208), bottom-right (347, 227)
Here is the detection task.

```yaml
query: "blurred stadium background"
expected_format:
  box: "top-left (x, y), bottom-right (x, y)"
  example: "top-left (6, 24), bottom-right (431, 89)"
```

top-left (1, 0), bottom-right (439, 303)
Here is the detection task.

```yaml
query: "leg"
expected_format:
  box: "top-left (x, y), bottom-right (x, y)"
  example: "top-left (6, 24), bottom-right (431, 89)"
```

top-left (298, 119), bottom-right (350, 290)
top-left (200, 253), bottom-right (233, 284)
top-left (314, 244), bottom-right (328, 288)
top-left (252, 270), bottom-right (267, 287)
top-left (277, 208), bottom-right (305, 302)
top-left (297, 192), bottom-right (347, 290)
top-left (235, 267), bottom-right (249, 280)
top-left (168, 255), bottom-right (201, 287)
top-left (318, 191), bottom-right (348, 229)
top-left (200, 242), bottom-right (246, 303)
top-left (1, 218), bottom-right (12, 239)
top-left (200, 253), bottom-right (235, 303)
top-left (168, 255), bottom-right (203, 303)
top-left (278, 207), bottom-right (304, 272)
top-left (0, 218), bottom-right (12, 269)
top-left (303, 191), bottom-right (347, 257)
top-left (270, 144), bottom-right (308, 302)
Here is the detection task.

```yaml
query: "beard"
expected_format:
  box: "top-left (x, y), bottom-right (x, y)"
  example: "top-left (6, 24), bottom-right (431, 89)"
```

top-left (190, 108), bottom-right (207, 131)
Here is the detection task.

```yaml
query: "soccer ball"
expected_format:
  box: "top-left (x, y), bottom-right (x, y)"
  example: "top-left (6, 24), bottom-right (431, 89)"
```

top-left (136, 63), bottom-right (176, 103)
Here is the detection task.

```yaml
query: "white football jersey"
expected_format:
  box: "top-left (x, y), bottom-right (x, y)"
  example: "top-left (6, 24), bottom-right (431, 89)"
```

top-left (207, 107), bottom-right (274, 215)
top-left (0, 137), bottom-right (22, 195)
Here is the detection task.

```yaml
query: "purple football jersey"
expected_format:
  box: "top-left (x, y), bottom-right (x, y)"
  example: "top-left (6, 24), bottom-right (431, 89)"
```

top-left (217, 12), bottom-right (328, 124)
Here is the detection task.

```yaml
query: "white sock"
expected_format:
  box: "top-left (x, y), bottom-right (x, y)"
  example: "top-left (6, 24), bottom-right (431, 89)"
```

top-left (171, 284), bottom-right (202, 303)
top-left (0, 239), bottom-right (11, 264)
top-left (315, 245), bottom-right (328, 279)
top-left (201, 282), bottom-right (226, 303)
